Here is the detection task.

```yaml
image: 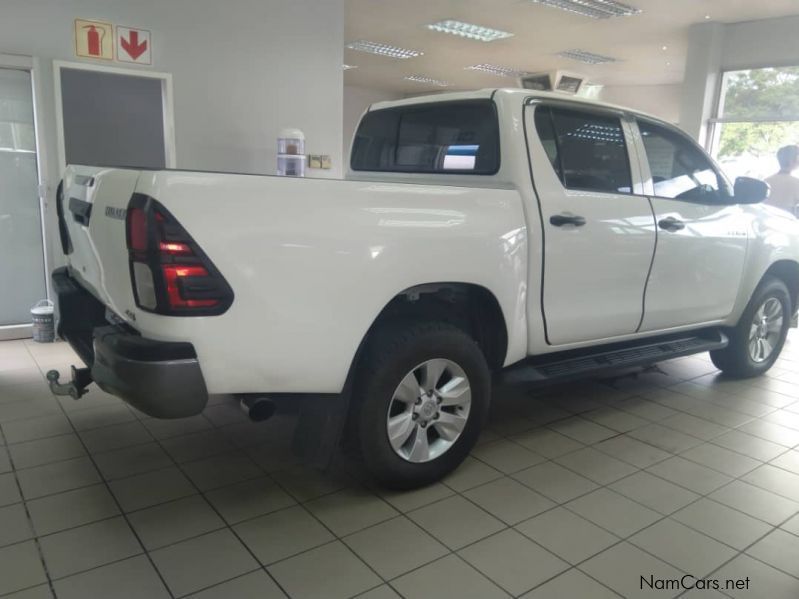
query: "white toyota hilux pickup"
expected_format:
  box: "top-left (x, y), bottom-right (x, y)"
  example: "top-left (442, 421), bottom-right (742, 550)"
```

top-left (51, 89), bottom-right (799, 488)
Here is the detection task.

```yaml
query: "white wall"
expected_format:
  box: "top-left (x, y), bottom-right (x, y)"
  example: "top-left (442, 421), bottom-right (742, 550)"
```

top-left (1, 0), bottom-right (344, 280)
top-left (600, 84), bottom-right (682, 124)
top-left (680, 16), bottom-right (799, 144)
top-left (343, 84), bottom-right (403, 163)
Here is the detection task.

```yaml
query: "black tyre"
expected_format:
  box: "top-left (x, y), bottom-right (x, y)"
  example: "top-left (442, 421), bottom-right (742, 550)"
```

top-left (710, 277), bottom-right (792, 378)
top-left (353, 321), bottom-right (491, 490)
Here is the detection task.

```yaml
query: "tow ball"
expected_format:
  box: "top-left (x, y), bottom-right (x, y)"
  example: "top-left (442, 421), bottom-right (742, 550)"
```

top-left (46, 366), bottom-right (93, 400)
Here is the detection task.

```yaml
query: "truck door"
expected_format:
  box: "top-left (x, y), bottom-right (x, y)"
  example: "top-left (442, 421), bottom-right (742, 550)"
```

top-left (525, 103), bottom-right (656, 345)
top-left (633, 118), bottom-right (748, 331)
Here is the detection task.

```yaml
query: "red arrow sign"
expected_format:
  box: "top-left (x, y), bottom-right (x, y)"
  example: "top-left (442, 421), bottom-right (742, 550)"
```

top-left (120, 30), bottom-right (148, 60)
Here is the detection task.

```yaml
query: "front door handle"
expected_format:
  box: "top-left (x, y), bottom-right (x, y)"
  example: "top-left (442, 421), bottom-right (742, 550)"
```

top-left (658, 217), bottom-right (685, 232)
top-left (550, 214), bottom-right (586, 227)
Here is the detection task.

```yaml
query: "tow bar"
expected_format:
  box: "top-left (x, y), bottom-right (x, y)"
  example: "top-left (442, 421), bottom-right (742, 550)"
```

top-left (46, 366), bottom-right (93, 400)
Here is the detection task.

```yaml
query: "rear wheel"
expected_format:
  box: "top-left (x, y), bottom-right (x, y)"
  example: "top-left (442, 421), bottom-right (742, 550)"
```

top-left (353, 321), bottom-right (490, 489)
top-left (710, 277), bottom-right (791, 378)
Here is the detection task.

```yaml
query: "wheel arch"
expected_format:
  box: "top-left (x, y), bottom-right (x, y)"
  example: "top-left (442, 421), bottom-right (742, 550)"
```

top-left (763, 260), bottom-right (799, 314)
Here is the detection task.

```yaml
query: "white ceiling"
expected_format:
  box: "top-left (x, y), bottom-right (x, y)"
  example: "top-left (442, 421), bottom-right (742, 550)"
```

top-left (344, 0), bottom-right (799, 93)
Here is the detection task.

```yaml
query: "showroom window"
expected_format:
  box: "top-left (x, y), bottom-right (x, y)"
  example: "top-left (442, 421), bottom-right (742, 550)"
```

top-left (537, 106), bottom-right (632, 194)
top-left (639, 120), bottom-right (730, 202)
top-left (710, 65), bottom-right (799, 181)
top-left (351, 100), bottom-right (500, 174)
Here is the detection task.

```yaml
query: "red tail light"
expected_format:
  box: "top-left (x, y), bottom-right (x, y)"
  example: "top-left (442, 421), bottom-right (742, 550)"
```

top-left (125, 195), bottom-right (233, 316)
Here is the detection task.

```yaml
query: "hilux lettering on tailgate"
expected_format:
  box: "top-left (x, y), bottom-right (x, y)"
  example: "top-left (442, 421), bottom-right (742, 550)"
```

top-left (105, 206), bottom-right (127, 220)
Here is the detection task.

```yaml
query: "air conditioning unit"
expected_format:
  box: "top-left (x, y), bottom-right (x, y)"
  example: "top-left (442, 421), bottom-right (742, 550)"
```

top-left (519, 70), bottom-right (600, 97)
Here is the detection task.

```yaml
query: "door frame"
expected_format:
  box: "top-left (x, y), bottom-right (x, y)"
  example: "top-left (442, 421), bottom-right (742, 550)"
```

top-left (0, 53), bottom-right (50, 340)
top-left (53, 60), bottom-right (176, 174)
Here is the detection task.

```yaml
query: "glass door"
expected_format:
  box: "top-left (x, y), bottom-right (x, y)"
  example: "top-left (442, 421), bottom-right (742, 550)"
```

top-left (0, 67), bottom-right (46, 328)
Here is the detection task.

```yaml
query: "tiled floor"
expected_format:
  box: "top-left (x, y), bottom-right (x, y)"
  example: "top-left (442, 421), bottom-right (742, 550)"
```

top-left (1, 336), bottom-right (799, 598)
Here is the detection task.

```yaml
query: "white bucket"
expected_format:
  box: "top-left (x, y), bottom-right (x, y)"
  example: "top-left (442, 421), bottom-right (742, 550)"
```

top-left (31, 300), bottom-right (55, 343)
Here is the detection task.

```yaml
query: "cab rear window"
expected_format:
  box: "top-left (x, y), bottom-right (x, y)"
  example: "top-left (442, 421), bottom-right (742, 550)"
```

top-left (351, 100), bottom-right (500, 175)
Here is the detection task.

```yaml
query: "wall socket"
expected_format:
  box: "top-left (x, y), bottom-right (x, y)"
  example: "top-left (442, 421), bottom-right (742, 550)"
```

top-left (308, 155), bottom-right (332, 169)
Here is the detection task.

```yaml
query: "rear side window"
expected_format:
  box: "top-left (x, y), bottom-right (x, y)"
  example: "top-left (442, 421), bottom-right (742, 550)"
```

top-left (535, 106), bottom-right (632, 194)
top-left (351, 100), bottom-right (500, 174)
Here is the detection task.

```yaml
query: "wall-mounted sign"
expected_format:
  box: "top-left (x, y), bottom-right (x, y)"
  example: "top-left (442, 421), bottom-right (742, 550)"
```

top-left (74, 19), bottom-right (114, 61)
top-left (117, 26), bottom-right (152, 65)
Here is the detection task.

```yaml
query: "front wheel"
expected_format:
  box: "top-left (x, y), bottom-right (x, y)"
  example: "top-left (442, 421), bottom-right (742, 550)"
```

top-left (354, 321), bottom-right (491, 490)
top-left (710, 277), bottom-right (792, 378)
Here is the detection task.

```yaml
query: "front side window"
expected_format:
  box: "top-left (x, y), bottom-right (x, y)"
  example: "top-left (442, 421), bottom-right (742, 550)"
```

top-left (639, 120), bottom-right (730, 202)
top-left (351, 100), bottom-right (500, 174)
top-left (536, 106), bottom-right (632, 194)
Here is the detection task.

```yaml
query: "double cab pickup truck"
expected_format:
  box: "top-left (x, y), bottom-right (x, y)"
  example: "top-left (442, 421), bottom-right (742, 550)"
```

top-left (51, 89), bottom-right (799, 488)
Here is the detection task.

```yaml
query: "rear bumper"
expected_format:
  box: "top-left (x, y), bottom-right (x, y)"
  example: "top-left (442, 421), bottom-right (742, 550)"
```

top-left (52, 267), bottom-right (209, 418)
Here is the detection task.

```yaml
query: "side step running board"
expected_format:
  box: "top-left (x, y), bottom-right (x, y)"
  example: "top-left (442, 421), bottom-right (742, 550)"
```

top-left (499, 331), bottom-right (728, 385)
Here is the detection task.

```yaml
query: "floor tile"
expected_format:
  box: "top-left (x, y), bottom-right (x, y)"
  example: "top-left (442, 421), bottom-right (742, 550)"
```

top-left (555, 447), bottom-right (638, 485)
top-left (408, 495), bottom-right (504, 549)
top-left (513, 461), bottom-right (598, 503)
top-left (672, 497), bottom-right (772, 550)
top-left (7, 434), bottom-right (86, 469)
top-left (521, 569), bottom-right (621, 598)
top-left (610, 471), bottom-right (699, 515)
top-left (680, 443), bottom-right (762, 477)
top-left (629, 519), bottom-right (736, 576)
top-left (471, 440), bottom-right (545, 474)
top-left (443, 456), bottom-right (504, 492)
top-left (593, 435), bottom-right (671, 469)
top-left (459, 529), bottom-right (569, 596)
top-left (0, 542), bottom-right (46, 595)
top-left (582, 406), bottom-right (650, 433)
top-left (463, 477), bottom-right (554, 525)
top-left (161, 430), bottom-right (235, 463)
top-left (715, 554), bottom-right (799, 599)
top-left (128, 495), bottom-right (225, 550)
top-left (711, 430), bottom-right (788, 462)
top-left (0, 398), bottom-right (61, 423)
top-left (16, 455), bottom-right (100, 499)
top-left (92, 443), bottom-right (173, 481)
top-left (0, 413), bottom-right (72, 444)
top-left (79, 420), bottom-right (153, 454)
top-left (392, 554), bottom-right (509, 599)
top-left (660, 412), bottom-right (728, 440)
top-left (0, 503), bottom-right (33, 547)
top-left (234, 505), bottom-right (334, 565)
top-left (142, 415), bottom-right (213, 440)
top-left (354, 585), bottom-right (401, 599)
top-left (747, 529), bottom-right (799, 579)
top-left (770, 449), bottom-right (799, 475)
top-left (0, 471), bottom-right (20, 506)
top-left (742, 464), bottom-right (799, 503)
top-left (739, 419), bottom-right (799, 447)
top-left (181, 451), bottom-right (263, 491)
top-left (52, 555), bottom-right (170, 599)
top-left (566, 488), bottom-right (661, 537)
top-left (510, 428), bottom-right (583, 458)
top-left (186, 570), bottom-right (286, 598)
top-left (150, 528), bottom-right (258, 597)
top-left (516, 506), bottom-right (618, 564)
top-left (629, 423), bottom-right (703, 453)
top-left (268, 541), bottom-right (380, 599)
top-left (579, 542), bottom-right (683, 599)
top-left (204, 476), bottom-right (296, 524)
top-left (306, 487), bottom-right (398, 536)
top-left (270, 465), bottom-right (351, 502)
top-left (39, 516), bottom-right (142, 579)
top-left (549, 416), bottom-right (618, 444)
top-left (709, 480), bottom-right (799, 525)
top-left (344, 516), bottom-right (448, 579)
top-left (68, 404), bottom-right (136, 432)
top-left (108, 466), bottom-right (195, 512)
top-left (646, 456), bottom-right (732, 494)
top-left (1, 584), bottom-right (54, 599)
top-left (379, 482), bottom-right (453, 513)
top-left (27, 483), bottom-right (120, 535)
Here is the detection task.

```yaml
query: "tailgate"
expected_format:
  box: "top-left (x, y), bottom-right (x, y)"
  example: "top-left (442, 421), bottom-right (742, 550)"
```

top-left (59, 166), bottom-right (141, 317)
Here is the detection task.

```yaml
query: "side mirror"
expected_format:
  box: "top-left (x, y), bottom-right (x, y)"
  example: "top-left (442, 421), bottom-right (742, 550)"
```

top-left (734, 176), bottom-right (770, 204)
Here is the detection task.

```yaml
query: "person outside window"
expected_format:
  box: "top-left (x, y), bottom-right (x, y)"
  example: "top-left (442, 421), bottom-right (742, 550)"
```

top-left (764, 144), bottom-right (799, 216)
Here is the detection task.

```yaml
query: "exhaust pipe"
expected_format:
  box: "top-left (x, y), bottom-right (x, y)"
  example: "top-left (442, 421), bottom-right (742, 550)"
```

top-left (239, 396), bottom-right (276, 422)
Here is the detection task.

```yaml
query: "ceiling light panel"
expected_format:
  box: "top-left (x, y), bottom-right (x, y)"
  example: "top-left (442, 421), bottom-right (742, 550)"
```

top-left (530, 0), bottom-right (641, 19)
top-left (465, 64), bottom-right (529, 78)
top-left (346, 40), bottom-right (423, 59)
top-left (427, 20), bottom-right (513, 42)
top-left (404, 75), bottom-right (450, 87)
top-left (557, 49), bottom-right (619, 64)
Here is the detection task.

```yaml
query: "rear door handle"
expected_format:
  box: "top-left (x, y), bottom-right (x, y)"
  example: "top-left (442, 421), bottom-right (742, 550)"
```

top-left (69, 197), bottom-right (92, 226)
top-left (658, 217), bottom-right (685, 232)
top-left (550, 214), bottom-right (586, 227)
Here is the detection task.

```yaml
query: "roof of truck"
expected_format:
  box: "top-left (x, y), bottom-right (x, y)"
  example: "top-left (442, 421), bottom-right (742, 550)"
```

top-left (369, 88), bottom-right (661, 122)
